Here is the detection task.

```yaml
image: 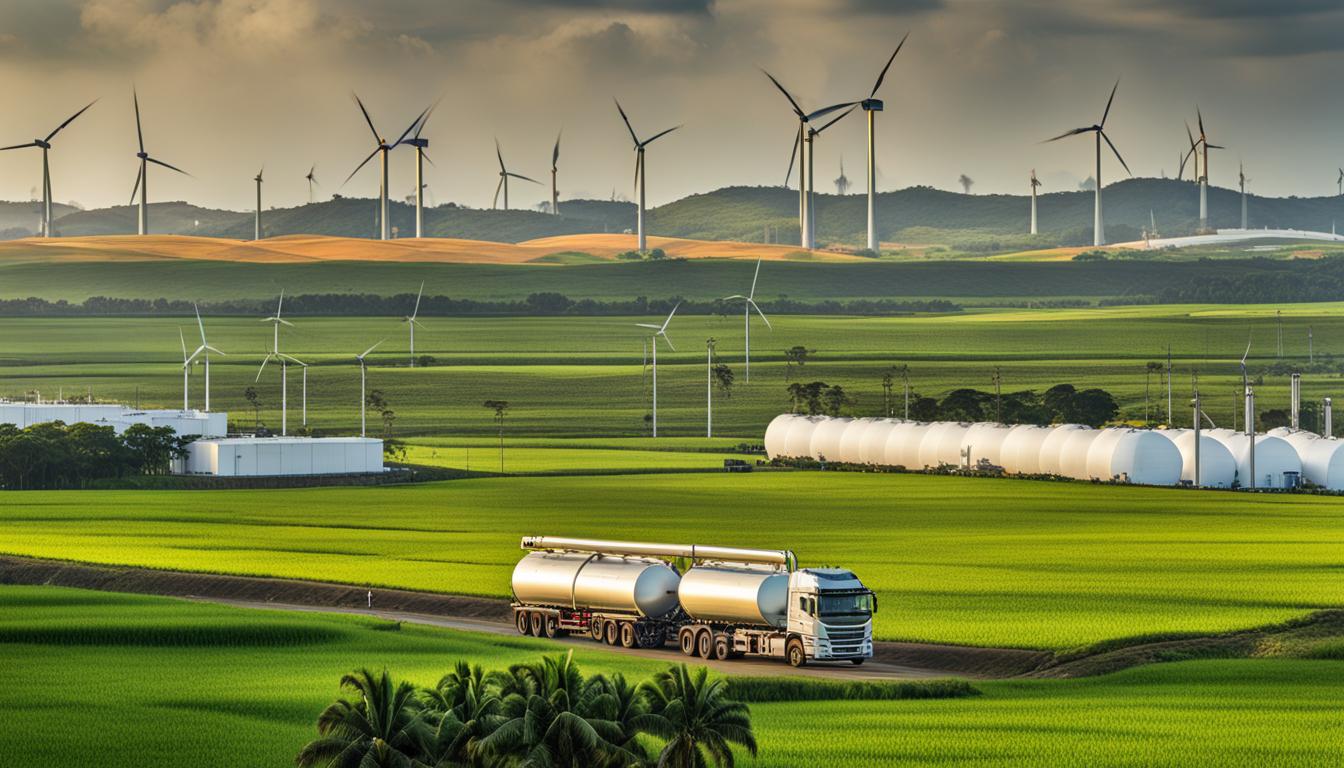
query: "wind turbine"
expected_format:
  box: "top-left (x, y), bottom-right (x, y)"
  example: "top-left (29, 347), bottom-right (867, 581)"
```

top-left (130, 89), bottom-right (190, 236)
top-left (1239, 335), bottom-right (1255, 490)
top-left (178, 327), bottom-right (191, 411)
top-left (1044, 80), bottom-right (1129, 247)
top-left (397, 101), bottom-right (437, 238)
top-left (635, 303), bottom-right (678, 438)
top-left (401, 281), bottom-right (426, 366)
top-left (1029, 169), bottom-right (1041, 235)
top-left (253, 167), bottom-right (264, 240)
top-left (1179, 123), bottom-right (1197, 182)
top-left (722, 257), bottom-right (771, 383)
top-left (615, 99), bottom-right (681, 253)
top-left (345, 94), bottom-right (420, 241)
top-left (803, 105), bottom-right (858, 249)
top-left (356, 339), bottom-right (385, 438)
top-left (306, 164), bottom-right (319, 204)
top-left (550, 131), bottom-right (562, 215)
top-left (183, 303), bottom-right (225, 411)
top-left (762, 70), bottom-right (855, 248)
top-left (256, 344), bottom-right (306, 436)
top-left (834, 158), bottom-right (851, 195)
top-left (1337, 168), bottom-right (1342, 197)
top-left (1182, 108), bottom-right (1224, 232)
top-left (858, 34), bottom-right (908, 252)
top-left (493, 139), bottom-right (540, 211)
top-left (257, 292), bottom-right (295, 434)
top-left (0, 99), bottom-right (96, 238)
top-left (1239, 162), bottom-right (1250, 229)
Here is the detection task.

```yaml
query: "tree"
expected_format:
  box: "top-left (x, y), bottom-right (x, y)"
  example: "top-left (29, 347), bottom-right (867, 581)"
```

top-left (958, 174), bottom-right (974, 194)
top-left (296, 668), bottom-right (430, 768)
top-left (783, 346), bottom-right (813, 381)
top-left (637, 664), bottom-right (757, 768)
top-left (938, 388), bottom-right (991, 422)
top-left (1072, 388), bottom-right (1120, 427)
top-left (483, 400), bottom-right (509, 473)
top-left (1043, 383), bottom-right (1078, 423)
top-left (822, 384), bottom-right (850, 417)
top-left (712, 363), bottom-right (734, 397)
top-left (243, 386), bottom-right (262, 429)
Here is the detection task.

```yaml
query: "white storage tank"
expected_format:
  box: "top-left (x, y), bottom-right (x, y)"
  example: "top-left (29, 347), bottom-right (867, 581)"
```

top-left (1085, 428), bottom-right (1182, 486)
top-left (1057, 428), bottom-right (1102, 480)
top-left (918, 422), bottom-right (972, 469)
top-left (1274, 430), bottom-right (1344, 490)
top-left (512, 552), bottom-right (682, 618)
top-left (1158, 429), bottom-right (1237, 488)
top-left (961, 422), bottom-right (1015, 467)
top-left (999, 425), bottom-right (1052, 475)
top-left (678, 564), bottom-right (789, 628)
top-left (781, 415), bottom-right (825, 459)
top-left (1205, 429), bottom-right (1303, 489)
top-left (763, 414), bottom-right (799, 460)
top-left (809, 416), bottom-right (853, 462)
top-left (858, 419), bottom-right (900, 464)
top-left (884, 421), bottom-right (933, 468)
top-left (1038, 424), bottom-right (1089, 476)
top-left (836, 418), bottom-right (878, 464)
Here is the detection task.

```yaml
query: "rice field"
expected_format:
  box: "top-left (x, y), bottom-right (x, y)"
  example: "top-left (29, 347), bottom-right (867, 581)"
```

top-left (3, 586), bottom-right (1339, 768)
top-left (2, 471), bottom-right (1339, 649)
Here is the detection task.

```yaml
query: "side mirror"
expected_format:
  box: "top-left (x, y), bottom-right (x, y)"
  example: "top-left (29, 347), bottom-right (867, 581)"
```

top-left (870, 592), bottom-right (878, 614)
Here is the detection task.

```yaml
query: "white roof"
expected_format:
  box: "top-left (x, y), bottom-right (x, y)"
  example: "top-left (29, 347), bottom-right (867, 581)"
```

top-left (196, 436), bottom-right (382, 446)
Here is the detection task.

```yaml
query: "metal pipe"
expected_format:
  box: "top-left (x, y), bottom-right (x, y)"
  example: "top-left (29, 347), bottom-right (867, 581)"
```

top-left (521, 536), bottom-right (795, 569)
top-left (1290, 373), bottom-right (1301, 430)
top-left (1325, 397), bottom-right (1333, 437)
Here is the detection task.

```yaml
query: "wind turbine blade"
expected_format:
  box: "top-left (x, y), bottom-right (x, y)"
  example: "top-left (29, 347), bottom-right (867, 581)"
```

top-left (507, 172), bottom-right (542, 185)
top-left (133, 88), bottom-right (144, 154)
top-left (813, 104), bottom-right (857, 134)
top-left (552, 130), bottom-right (562, 168)
top-left (614, 98), bottom-right (640, 145)
top-left (412, 281), bottom-right (424, 319)
top-left (748, 298), bottom-right (772, 329)
top-left (276, 289), bottom-right (284, 318)
top-left (185, 346), bottom-right (205, 367)
top-left (280, 353), bottom-right (307, 366)
top-left (1185, 121), bottom-right (1196, 150)
top-left (129, 167), bottom-right (142, 205)
top-left (761, 69), bottom-right (805, 118)
top-left (1196, 105), bottom-right (1205, 137)
top-left (660, 302), bottom-right (680, 332)
top-left (179, 327), bottom-right (187, 359)
top-left (421, 150), bottom-right (436, 168)
top-left (255, 355), bottom-right (270, 382)
top-left (634, 323), bottom-right (661, 329)
top-left (660, 332), bottom-right (676, 352)
top-left (1101, 131), bottom-right (1131, 176)
top-left (1043, 126), bottom-right (1092, 143)
top-left (147, 156), bottom-right (190, 176)
top-left (359, 338), bottom-right (387, 359)
top-left (806, 101), bottom-right (857, 122)
top-left (47, 99), bottom-right (98, 142)
top-left (393, 106), bottom-right (430, 147)
top-left (493, 177), bottom-right (503, 209)
top-left (870, 33), bottom-right (908, 98)
top-left (353, 93), bottom-right (380, 142)
top-left (641, 124), bottom-right (681, 147)
top-left (1206, 144), bottom-right (1225, 150)
top-left (784, 128), bottom-right (800, 186)
top-left (1100, 79), bottom-right (1119, 127)
top-left (722, 294), bottom-right (747, 301)
top-left (194, 302), bottom-right (206, 342)
top-left (0, 142), bottom-right (39, 151)
top-left (495, 138), bottom-right (506, 173)
top-left (633, 152), bottom-right (641, 194)
top-left (278, 318), bottom-right (295, 327)
top-left (343, 147), bottom-right (380, 186)
top-left (204, 345), bottom-right (225, 356)
top-left (1241, 336), bottom-right (1251, 364)
top-left (749, 256), bottom-right (762, 298)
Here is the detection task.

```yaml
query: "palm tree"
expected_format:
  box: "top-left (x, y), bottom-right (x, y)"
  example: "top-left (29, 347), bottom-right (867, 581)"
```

top-left (585, 673), bottom-right (650, 767)
top-left (296, 668), bottom-right (430, 768)
top-left (637, 665), bottom-right (756, 768)
top-left (417, 661), bottom-right (506, 767)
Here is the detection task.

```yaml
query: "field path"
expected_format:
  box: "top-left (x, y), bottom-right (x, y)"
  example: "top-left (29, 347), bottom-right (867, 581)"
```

top-left (0, 554), bottom-right (1046, 680)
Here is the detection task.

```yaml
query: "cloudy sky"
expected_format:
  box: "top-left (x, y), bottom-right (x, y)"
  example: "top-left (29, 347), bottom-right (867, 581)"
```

top-left (1, 0), bottom-right (1341, 212)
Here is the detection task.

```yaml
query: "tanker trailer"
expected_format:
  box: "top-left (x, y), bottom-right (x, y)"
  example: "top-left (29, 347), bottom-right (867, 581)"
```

top-left (511, 536), bottom-right (876, 667)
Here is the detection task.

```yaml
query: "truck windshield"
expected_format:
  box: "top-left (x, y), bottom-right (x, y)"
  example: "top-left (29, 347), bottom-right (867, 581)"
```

top-left (817, 591), bottom-right (873, 617)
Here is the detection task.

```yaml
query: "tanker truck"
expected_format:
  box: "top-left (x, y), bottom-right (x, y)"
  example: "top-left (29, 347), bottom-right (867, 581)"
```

top-left (510, 536), bottom-right (876, 667)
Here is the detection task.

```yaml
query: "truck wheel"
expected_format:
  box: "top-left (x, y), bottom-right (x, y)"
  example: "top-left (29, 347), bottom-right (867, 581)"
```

top-left (516, 612), bottom-right (532, 635)
top-left (850, 658), bottom-right (864, 666)
top-left (529, 612), bottom-right (544, 637)
top-left (604, 621), bottom-right (620, 646)
top-left (679, 629), bottom-right (696, 656)
top-left (786, 639), bottom-right (807, 668)
top-left (590, 620), bottom-right (605, 642)
top-left (696, 630), bottom-right (713, 659)
top-left (620, 623), bottom-right (637, 648)
top-left (712, 635), bottom-right (731, 661)
top-left (544, 615), bottom-right (559, 639)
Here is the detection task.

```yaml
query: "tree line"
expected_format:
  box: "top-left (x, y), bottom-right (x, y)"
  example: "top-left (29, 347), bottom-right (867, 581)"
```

top-left (788, 381), bottom-right (1120, 428)
top-left (0, 422), bottom-right (192, 490)
top-left (0, 293), bottom-right (960, 318)
top-left (296, 652), bottom-right (754, 768)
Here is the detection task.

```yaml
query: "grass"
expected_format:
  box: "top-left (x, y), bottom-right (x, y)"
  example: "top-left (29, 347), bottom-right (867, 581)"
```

top-left (1, 472), bottom-right (1339, 649)
top-left (401, 437), bottom-right (753, 473)
top-left (2, 586), bottom-right (1339, 768)
top-left (1, 304), bottom-right (1340, 437)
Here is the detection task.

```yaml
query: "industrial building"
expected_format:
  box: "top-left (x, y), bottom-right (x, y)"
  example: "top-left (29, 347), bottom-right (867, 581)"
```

top-left (764, 414), bottom-right (1339, 490)
top-left (178, 436), bottom-right (384, 477)
top-left (0, 401), bottom-right (227, 438)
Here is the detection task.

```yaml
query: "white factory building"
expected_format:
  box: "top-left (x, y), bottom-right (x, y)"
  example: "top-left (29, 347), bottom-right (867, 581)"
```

top-left (179, 436), bottom-right (384, 477)
top-left (765, 414), bottom-right (1341, 490)
top-left (0, 401), bottom-right (227, 438)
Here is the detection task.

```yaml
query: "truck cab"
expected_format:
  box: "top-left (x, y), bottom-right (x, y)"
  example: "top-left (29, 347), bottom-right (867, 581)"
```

top-left (787, 568), bottom-right (876, 665)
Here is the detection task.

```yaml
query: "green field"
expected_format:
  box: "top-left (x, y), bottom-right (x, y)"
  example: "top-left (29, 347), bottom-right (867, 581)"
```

top-left (402, 437), bottom-right (751, 473)
top-left (0, 304), bottom-right (1337, 437)
top-left (3, 587), bottom-right (1340, 768)
top-left (3, 472), bottom-right (1339, 649)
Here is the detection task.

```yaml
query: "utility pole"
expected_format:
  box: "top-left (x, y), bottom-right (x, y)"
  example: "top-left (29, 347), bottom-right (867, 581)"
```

top-left (1276, 310), bottom-right (1283, 359)
top-left (1309, 327), bottom-right (1314, 364)
top-left (992, 366), bottom-right (1002, 424)
top-left (1192, 371), bottom-right (1201, 488)
top-left (902, 365), bottom-right (910, 420)
top-left (1166, 345), bottom-right (1173, 426)
top-left (706, 337), bottom-right (715, 438)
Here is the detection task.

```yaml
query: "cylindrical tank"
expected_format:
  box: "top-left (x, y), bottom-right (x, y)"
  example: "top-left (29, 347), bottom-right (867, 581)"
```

top-left (919, 422), bottom-right (971, 468)
top-left (961, 422), bottom-right (1014, 467)
top-left (836, 418), bottom-right (877, 464)
top-left (511, 552), bottom-right (681, 617)
top-left (1038, 424), bottom-right (1089, 476)
top-left (781, 415), bottom-right (825, 459)
top-left (678, 564), bottom-right (789, 628)
top-left (858, 419), bottom-right (900, 464)
top-left (999, 425), bottom-right (1052, 475)
top-left (1276, 431), bottom-right (1344, 490)
top-left (809, 416), bottom-right (853, 461)
top-left (1158, 428), bottom-right (1237, 488)
top-left (1058, 428), bottom-right (1101, 480)
top-left (1205, 429), bottom-right (1303, 489)
top-left (884, 421), bottom-right (932, 468)
top-left (1085, 428), bottom-right (1181, 486)
top-left (763, 414), bottom-right (799, 460)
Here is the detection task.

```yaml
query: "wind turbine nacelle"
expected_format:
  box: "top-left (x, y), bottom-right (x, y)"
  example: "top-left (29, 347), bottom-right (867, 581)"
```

top-left (861, 99), bottom-right (884, 112)
top-left (406, 138), bottom-right (429, 148)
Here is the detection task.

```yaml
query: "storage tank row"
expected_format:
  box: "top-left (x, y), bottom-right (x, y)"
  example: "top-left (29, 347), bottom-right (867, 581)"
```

top-left (763, 414), bottom-right (1340, 489)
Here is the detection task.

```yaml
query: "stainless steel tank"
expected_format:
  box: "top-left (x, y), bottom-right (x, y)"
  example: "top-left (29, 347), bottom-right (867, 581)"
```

top-left (678, 565), bottom-right (789, 628)
top-left (511, 551), bottom-right (681, 617)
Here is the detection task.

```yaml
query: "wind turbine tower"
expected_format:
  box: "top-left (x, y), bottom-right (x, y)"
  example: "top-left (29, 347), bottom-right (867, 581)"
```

top-left (762, 71), bottom-right (854, 249)
top-left (254, 167), bottom-right (264, 240)
top-left (1045, 80), bottom-right (1129, 247)
top-left (804, 106), bottom-right (858, 249)
top-left (1239, 163), bottom-right (1249, 229)
top-left (183, 304), bottom-right (224, 411)
top-left (551, 131), bottom-right (562, 215)
top-left (345, 94), bottom-right (421, 240)
top-left (398, 102), bottom-right (436, 238)
top-left (0, 99), bottom-right (96, 239)
top-left (860, 34), bottom-right (907, 252)
top-left (355, 339), bottom-right (385, 438)
top-left (615, 99), bottom-right (681, 253)
top-left (401, 282), bottom-right (426, 366)
top-left (722, 257), bottom-right (772, 383)
top-left (130, 90), bottom-right (189, 236)
top-left (634, 304), bottom-right (679, 437)
top-left (306, 165), bottom-right (319, 204)
top-left (1184, 108), bottom-right (1224, 233)
top-left (1029, 169), bottom-right (1041, 235)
